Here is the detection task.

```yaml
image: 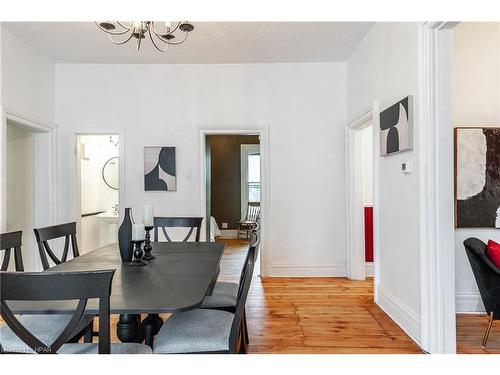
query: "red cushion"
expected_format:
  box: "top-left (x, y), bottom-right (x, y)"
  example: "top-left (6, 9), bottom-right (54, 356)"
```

top-left (486, 240), bottom-right (500, 269)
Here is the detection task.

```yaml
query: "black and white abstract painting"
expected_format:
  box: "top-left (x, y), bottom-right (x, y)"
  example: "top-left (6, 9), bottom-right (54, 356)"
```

top-left (144, 146), bottom-right (176, 191)
top-left (455, 128), bottom-right (500, 228)
top-left (379, 96), bottom-right (414, 156)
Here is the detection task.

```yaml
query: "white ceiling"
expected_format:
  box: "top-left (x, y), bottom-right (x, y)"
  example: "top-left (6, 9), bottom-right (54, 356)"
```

top-left (3, 22), bottom-right (373, 64)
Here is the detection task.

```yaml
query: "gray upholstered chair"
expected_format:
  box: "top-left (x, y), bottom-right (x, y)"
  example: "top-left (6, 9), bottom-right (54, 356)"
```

top-left (153, 242), bottom-right (257, 354)
top-left (199, 222), bottom-right (260, 344)
top-left (0, 270), bottom-right (152, 354)
top-left (0, 231), bottom-right (94, 353)
top-left (464, 238), bottom-right (500, 348)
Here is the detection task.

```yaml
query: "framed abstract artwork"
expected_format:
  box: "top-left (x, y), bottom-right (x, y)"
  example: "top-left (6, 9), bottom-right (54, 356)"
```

top-left (144, 146), bottom-right (176, 191)
top-left (379, 96), bottom-right (414, 156)
top-left (454, 127), bottom-right (500, 228)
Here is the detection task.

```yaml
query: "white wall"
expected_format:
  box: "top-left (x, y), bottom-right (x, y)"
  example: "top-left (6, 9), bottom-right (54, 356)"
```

top-left (55, 63), bottom-right (348, 276)
top-left (1, 27), bottom-right (54, 124)
top-left (453, 22), bottom-right (500, 313)
top-left (1, 25), bottom-right (55, 267)
top-left (347, 23), bottom-right (422, 343)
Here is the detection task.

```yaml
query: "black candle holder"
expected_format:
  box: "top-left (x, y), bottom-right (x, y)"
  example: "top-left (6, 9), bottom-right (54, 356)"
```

top-left (129, 240), bottom-right (148, 266)
top-left (143, 226), bottom-right (155, 261)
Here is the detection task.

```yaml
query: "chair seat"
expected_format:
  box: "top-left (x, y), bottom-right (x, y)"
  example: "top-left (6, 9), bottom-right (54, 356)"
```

top-left (153, 309), bottom-right (233, 354)
top-left (59, 343), bottom-right (152, 354)
top-left (200, 281), bottom-right (238, 309)
top-left (0, 314), bottom-right (93, 354)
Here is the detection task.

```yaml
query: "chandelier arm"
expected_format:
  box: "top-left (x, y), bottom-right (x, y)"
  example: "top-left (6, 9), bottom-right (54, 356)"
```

top-left (151, 21), bottom-right (181, 38)
top-left (148, 27), bottom-right (169, 52)
top-left (160, 32), bottom-right (189, 45)
top-left (95, 22), bottom-right (132, 36)
top-left (108, 32), bottom-right (135, 45)
top-left (116, 21), bottom-right (134, 30)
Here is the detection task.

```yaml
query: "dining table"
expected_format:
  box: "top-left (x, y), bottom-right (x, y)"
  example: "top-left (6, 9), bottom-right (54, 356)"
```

top-left (7, 241), bottom-right (226, 345)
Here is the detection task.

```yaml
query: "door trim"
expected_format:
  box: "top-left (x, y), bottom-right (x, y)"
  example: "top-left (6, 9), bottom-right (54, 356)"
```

top-left (345, 102), bottom-right (380, 302)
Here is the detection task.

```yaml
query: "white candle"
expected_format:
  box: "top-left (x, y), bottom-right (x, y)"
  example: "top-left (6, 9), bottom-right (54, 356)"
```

top-left (142, 205), bottom-right (154, 227)
top-left (132, 224), bottom-right (145, 241)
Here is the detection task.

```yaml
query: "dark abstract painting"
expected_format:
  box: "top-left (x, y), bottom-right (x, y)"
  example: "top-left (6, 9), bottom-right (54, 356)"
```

top-left (455, 128), bottom-right (500, 228)
top-left (380, 96), bottom-right (414, 156)
top-left (144, 146), bottom-right (176, 191)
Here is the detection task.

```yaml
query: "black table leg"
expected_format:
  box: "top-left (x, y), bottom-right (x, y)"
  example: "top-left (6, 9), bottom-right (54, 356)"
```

top-left (117, 314), bottom-right (143, 343)
top-left (140, 314), bottom-right (164, 347)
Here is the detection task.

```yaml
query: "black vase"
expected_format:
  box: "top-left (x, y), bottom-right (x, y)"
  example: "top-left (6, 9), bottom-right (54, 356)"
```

top-left (118, 207), bottom-right (135, 262)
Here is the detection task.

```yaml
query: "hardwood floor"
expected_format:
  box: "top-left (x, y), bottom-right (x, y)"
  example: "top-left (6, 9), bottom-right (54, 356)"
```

top-left (456, 314), bottom-right (500, 354)
top-left (205, 239), bottom-right (423, 354)
top-left (3, 239), bottom-right (498, 354)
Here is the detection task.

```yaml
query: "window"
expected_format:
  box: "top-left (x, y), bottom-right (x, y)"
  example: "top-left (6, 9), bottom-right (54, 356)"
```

top-left (247, 153), bottom-right (261, 202)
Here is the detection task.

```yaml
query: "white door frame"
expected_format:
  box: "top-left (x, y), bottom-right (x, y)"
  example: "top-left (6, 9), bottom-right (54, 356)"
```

top-left (198, 124), bottom-right (270, 277)
top-left (345, 102), bottom-right (380, 300)
top-left (418, 22), bottom-right (458, 354)
top-left (67, 127), bottom-right (126, 244)
top-left (240, 144), bottom-right (261, 220)
top-left (0, 106), bottom-right (58, 271)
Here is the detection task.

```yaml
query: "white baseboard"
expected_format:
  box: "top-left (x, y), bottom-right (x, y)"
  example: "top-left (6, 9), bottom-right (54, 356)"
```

top-left (455, 292), bottom-right (485, 313)
top-left (266, 262), bottom-right (347, 277)
top-left (365, 262), bottom-right (374, 277)
top-left (217, 229), bottom-right (238, 239)
top-left (377, 285), bottom-right (422, 346)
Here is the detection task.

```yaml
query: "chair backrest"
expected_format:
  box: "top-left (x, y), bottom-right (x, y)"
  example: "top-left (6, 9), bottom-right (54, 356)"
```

top-left (0, 231), bottom-right (24, 271)
top-left (153, 217), bottom-right (203, 242)
top-left (244, 202), bottom-right (260, 222)
top-left (0, 270), bottom-right (115, 354)
top-left (228, 243), bottom-right (257, 353)
top-left (34, 222), bottom-right (80, 270)
top-left (464, 238), bottom-right (500, 317)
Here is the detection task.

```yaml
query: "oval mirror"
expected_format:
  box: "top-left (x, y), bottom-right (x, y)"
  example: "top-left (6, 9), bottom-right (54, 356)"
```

top-left (102, 157), bottom-right (119, 190)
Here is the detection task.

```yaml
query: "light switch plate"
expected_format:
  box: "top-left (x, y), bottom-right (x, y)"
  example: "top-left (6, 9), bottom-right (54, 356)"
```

top-left (221, 222), bottom-right (228, 229)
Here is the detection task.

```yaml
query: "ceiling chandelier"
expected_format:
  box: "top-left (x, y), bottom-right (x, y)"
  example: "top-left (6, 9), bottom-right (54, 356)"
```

top-left (96, 21), bottom-right (194, 52)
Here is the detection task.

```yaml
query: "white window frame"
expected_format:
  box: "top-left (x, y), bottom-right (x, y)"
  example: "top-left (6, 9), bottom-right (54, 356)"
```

top-left (240, 144), bottom-right (260, 220)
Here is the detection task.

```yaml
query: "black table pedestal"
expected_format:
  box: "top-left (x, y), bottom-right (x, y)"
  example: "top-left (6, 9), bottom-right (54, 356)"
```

top-left (141, 314), bottom-right (164, 347)
top-left (117, 314), bottom-right (143, 343)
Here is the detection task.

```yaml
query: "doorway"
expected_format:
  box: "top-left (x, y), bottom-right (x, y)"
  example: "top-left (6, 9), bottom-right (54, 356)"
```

top-left (2, 112), bottom-right (56, 271)
top-left (75, 134), bottom-right (119, 254)
top-left (199, 125), bottom-right (269, 276)
top-left (205, 135), bottom-right (260, 241)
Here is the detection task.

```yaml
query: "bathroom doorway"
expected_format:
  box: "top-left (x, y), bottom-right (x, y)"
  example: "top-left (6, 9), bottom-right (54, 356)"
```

top-left (75, 134), bottom-right (120, 254)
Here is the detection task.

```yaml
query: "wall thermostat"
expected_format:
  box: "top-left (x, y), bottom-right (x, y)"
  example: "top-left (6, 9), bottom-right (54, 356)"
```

top-left (402, 161), bottom-right (412, 174)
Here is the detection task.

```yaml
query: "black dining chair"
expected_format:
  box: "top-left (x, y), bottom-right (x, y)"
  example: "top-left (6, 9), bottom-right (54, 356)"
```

top-left (0, 231), bottom-right (95, 352)
top-left (464, 238), bottom-right (500, 348)
top-left (153, 217), bottom-right (203, 242)
top-left (1, 231), bottom-right (24, 271)
top-left (199, 221), bottom-right (260, 345)
top-left (153, 238), bottom-right (258, 354)
top-left (0, 270), bottom-right (152, 354)
top-left (34, 222), bottom-right (80, 271)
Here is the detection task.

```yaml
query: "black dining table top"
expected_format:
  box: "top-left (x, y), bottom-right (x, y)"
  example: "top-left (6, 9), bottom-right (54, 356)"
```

top-left (7, 241), bottom-right (225, 315)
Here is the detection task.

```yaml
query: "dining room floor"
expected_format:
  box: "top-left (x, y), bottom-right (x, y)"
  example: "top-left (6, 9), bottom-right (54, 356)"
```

top-left (3, 239), bottom-right (497, 354)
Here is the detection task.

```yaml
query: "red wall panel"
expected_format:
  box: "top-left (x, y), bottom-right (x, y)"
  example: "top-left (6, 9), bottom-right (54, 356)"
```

top-left (364, 206), bottom-right (373, 262)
